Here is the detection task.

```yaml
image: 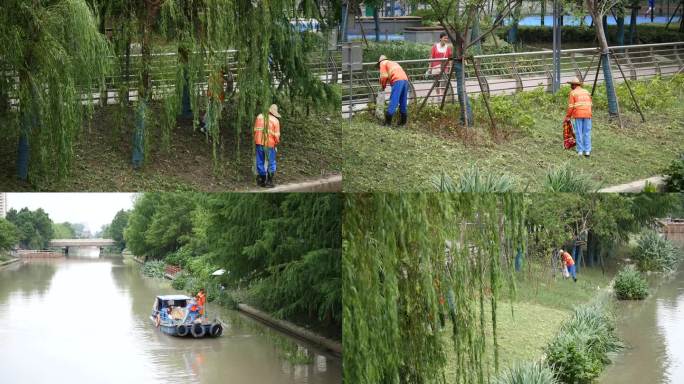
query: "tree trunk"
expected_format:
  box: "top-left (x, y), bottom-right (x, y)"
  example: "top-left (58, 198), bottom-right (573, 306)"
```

top-left (541, 0), bottom-right (546, 26)
top-left (616, 13), bottom-right (625, 45)
top-left (508, 0), bottom-right (521, 43)
top-left (472, 9), bottom-right (482, 54)
top-left (179, 48), bottom-right (193, 118)
top-left (455, 58), bottom-right (473, 126)
top-left (629, 6), bottom-right (638, 44)
top-left (373, 7), bottom-right (380, 42)
top-left (590, 1), bottom-right (620, 117)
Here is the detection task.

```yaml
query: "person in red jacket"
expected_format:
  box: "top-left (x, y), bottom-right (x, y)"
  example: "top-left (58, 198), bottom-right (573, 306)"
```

top-left (378, 55), bottom-right (409, 126)
top-left (559, 249), bottom-right (577, 282)
top-left (564, 77), bottom-right (593, 158)
top-left (428, 32), bottom-right (452, 97)
top-left (254, 104), bottom-right (281, 188)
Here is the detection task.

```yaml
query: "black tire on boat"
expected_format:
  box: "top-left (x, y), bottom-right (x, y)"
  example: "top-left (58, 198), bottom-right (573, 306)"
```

top-left (177, 324), bottom-right (189, 337)
top-left (191, 323), bottom-right (206, 338)
top-left (210, 323), bottom-right (223, 337)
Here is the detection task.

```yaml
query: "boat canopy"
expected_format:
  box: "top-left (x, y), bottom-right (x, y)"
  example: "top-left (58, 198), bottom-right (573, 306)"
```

top-left (155, 295), bottom-right (192, 310)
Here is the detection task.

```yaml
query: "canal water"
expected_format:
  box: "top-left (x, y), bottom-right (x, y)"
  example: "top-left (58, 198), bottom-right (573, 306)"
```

top-left (600, 236), bottom-right (684, 384)
top-left (0, 252), bottom-right (341, 384)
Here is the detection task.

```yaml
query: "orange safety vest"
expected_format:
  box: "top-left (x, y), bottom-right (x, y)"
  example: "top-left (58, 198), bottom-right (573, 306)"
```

top-left (561, 252), bottom-right (575, 267)
top-left (379, 60), bottom-right (408, 89)
top-left (566, 87), bottom-right (592, 118)
top-left (253, 113), bottom-right (281, 147)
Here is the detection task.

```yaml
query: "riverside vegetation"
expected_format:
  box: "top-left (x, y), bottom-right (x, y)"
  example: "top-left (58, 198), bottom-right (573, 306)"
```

top-left (343, 76), bottom-right (684, 192)
top-left (106, 193), bottom-right (341, 339)
top-left (343, 193), bottom-right (684, 384)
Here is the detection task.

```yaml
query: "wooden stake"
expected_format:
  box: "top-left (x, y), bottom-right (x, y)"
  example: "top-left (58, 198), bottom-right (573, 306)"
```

top-left (611, 50), bottom-right (645, 123)
top-left (471, 57), bottom-right (498, 132)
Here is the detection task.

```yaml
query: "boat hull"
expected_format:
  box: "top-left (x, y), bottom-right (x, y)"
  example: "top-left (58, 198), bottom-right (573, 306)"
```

top-left (150, 317), bottom-right (223, 338)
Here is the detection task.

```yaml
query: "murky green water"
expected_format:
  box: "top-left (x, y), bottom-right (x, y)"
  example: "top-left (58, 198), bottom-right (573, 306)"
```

top-left (0, 253), bottom-right (341, 384)
top-left (600, 236), bottom-right (684, 384)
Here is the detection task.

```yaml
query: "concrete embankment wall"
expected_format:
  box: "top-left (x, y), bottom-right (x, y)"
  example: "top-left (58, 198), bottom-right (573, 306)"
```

top-left (0, 257), bottom-right (21, 270)
top-left (237, 303), bottom-right (342, 358)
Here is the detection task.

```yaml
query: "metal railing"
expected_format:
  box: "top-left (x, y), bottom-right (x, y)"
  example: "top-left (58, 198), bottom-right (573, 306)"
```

top-left (15, 250), bottom-right (64, 258)
top-left (342, 42), bottom-right (684, 115)
top-left (2, 48), bottom-right (342, 107)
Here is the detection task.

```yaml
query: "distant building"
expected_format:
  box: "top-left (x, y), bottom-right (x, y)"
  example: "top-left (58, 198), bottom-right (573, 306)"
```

top-left (0, 192), bottom-right (6, 218)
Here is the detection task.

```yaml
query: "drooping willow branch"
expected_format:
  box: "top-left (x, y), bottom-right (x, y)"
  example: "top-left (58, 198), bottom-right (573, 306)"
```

top-left (343, 193), bottom-right (527, 384)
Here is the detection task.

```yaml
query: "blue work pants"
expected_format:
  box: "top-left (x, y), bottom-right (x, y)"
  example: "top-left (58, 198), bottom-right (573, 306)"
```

top-left (256, 145), bottom-right (277, 176)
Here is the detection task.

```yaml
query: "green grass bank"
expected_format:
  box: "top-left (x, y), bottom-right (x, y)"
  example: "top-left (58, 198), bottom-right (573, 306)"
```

top-left (343, 76), bottom-right (684, 192)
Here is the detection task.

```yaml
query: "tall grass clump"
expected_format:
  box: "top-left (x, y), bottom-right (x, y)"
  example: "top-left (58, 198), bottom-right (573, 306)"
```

top-left (545, 297), bottom-right (621, 383)
top-left (433, 167), bottom-right (516, 192)
top-left (494, 361), bottom-right (559, 384)
top-left (544, 164), bottom-right (598, 192)
top-left (613, 265), bottom-right (649, 300)
top-left (634, 229), bottom-right (682, 273)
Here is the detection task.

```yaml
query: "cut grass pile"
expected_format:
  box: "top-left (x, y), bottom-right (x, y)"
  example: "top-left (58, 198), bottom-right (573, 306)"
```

top-left (343, 77), bottom-right (684, 192)
top-left (0, 105), bottom-right (341, 191)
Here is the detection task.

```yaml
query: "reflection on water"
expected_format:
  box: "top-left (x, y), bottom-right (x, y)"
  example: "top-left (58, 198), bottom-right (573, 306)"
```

top-left (0, 258), bottom-right (341, 384)
top-left (600, 262), bottom-right (684, 382)
top-left (68, 246), bottom-right (102, 258)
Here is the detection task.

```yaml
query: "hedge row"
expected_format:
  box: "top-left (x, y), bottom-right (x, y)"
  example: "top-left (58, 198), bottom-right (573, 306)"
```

top-left (496, 24), bottom-right (684, 44)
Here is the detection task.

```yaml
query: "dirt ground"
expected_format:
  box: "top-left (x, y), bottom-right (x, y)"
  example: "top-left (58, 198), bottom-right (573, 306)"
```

top-left (0, 104), bottom-right (341, 191)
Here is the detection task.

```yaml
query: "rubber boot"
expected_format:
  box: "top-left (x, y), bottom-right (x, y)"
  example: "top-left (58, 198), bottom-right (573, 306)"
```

top-left (256, 175), bottom-right (266, 188)
top-left (399, 113), bottom-right (408, 126)
top-left (383, 112), bottom-right (393, 126)
top-left (266, 172), bottom-right (275, 188)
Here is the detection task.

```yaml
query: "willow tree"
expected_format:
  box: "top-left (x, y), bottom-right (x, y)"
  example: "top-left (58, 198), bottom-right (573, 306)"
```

top-left (107, 0), bottom-right (340, 168)
top-left (343, 193), bottom-right (526, 383)
top-left (0, 0), bottom-right (109, 184)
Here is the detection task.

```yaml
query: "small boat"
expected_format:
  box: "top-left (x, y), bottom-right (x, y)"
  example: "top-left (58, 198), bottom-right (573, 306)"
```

top-left (150, 295), bottom-right (223, 338)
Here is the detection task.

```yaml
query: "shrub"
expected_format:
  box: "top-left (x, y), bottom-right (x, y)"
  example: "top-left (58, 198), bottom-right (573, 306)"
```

top-left (141, 260), bottom-right (166, 279)
top-left (616, 77), bottom-right (676, 113)
top-left (613, 266), bottom-right (649, 300)
top-left (545, 298), bottom-right (621, 383)
top-left (494, 361), bottom-right (559, 384)
top-left (171, 271), bottom-right (189, 290)
top-left (164, 246), bottom-right (192, 268)
top-left (634, 230), bottom-right (682, 272)
top-left (496, 25), bottom-right (684, 44)
top-left (663, 153), bottom-right (684, 192)
top-left (362, 41), bottom-right (431, 62)
top-left (483, 94), bottom-right (536, 133)
top-left (544, 164), bottom-right (598, 192)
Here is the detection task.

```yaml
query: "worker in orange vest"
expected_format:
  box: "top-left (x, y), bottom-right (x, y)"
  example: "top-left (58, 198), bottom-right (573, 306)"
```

top-left (253, 104), bottom-right (281, 188)
top-left (200, 69), bottom-right (227, 133)
top-left (378, 55), bottom-right (409, 126)
top-left (559, 249), bottom-right (577, 282)
top-left (196, 288), bottom-right (206, 317)
top-left (564, 77), bottom-right (593, 158)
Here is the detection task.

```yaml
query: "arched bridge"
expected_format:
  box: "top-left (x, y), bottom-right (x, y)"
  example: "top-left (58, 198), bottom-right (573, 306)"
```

top-left (48, 238), bottom-right (115, 247)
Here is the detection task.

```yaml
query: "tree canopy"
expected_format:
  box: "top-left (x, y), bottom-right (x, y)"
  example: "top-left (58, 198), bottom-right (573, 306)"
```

top-left (121, 192), bottom-right (341, 329)
top-left (0, 218), bottom-right (20, 251)
top-left (5, 207), bottom-right (55, 249)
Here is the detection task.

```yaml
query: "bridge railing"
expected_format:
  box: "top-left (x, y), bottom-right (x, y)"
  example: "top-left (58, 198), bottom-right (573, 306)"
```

top-left (342, 41), bottom-right (684, 115)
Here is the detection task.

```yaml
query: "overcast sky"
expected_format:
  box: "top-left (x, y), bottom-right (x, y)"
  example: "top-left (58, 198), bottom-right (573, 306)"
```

top-left (7, 193), bottom-right (137, 233)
